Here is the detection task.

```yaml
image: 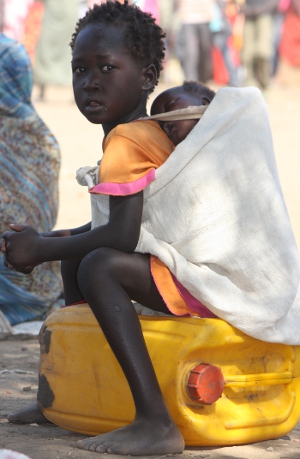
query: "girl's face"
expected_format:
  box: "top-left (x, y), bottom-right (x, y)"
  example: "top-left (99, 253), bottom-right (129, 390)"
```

top-left (72, 23), bottom-right (155, 132)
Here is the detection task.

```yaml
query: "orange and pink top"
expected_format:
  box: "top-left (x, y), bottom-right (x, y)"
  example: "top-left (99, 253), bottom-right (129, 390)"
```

top-left (89, 120), bottom-right (216, 318)
top-left (91, 120), bottom-right (172, 196)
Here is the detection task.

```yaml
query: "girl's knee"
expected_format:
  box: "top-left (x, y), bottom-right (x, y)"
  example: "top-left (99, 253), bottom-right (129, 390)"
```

top-left (79, 247), bottom-right (116, 270)
top-left (77, 247), bottom-right (121, 289)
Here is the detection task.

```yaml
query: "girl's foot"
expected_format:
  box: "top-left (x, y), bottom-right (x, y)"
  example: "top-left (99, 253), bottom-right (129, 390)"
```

top-left (7, 402), bottom-right (49, 424)
top-left (76, 417), bottom-right (185, 455)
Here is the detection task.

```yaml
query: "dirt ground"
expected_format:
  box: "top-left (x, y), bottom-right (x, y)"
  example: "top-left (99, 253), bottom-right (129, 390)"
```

top-left (1, 59), bottom-right (300, 459)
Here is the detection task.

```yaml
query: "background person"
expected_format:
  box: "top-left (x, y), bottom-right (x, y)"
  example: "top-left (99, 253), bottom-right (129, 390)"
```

top-left (0, 34), bottom-right (62, 326)
top-left (174, 0), bottom-right (215, 84)
top-left (33, 0), bottom-right (78, 101)
top-left (241, 0), bottom-right (280, 89)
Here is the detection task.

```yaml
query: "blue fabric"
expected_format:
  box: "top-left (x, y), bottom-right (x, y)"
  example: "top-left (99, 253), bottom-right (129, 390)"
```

top-left (0, 264), bottom-right (47, 325)
top-left (0, 34), bottom-right (34, 118)
top-left (0, 34), bottom-right (62, 326)
top-left (209, 5), bottom-right (223, 33)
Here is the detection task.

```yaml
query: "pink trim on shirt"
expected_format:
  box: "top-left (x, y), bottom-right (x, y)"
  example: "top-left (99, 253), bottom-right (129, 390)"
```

top-left (89, 168), bottom-right (156, 196)
top-left (171, 275), bottom-right (217, 318)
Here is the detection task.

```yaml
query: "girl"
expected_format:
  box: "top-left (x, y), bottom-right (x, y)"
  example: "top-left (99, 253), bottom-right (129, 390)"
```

top-left (2, 1), bottom-right (185, 455)
top-left (3, 1), bottom-right (300, 455)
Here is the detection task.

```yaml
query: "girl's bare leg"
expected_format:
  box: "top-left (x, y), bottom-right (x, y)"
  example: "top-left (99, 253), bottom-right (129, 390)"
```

top-left (75, 247), bottom-right (184, 455)
top-left (7, 259), bottom-right (84, 424)
top-left (60, 258), bottom-right (85, 305)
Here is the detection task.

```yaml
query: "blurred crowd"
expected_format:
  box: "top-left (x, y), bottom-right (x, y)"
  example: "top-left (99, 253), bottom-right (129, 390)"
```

top-left (0, 0), bottom-right (299, 98)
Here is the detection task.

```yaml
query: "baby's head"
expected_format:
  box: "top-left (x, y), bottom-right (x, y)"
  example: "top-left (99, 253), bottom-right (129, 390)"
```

top-left (151, 81), bottom-right (216, 145)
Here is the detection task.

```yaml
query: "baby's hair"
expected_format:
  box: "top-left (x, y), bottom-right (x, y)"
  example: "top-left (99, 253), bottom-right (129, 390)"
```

top-left (70, 0), bottom-right (166, 92)
top-left (182, 81), bottom-right (216, 103)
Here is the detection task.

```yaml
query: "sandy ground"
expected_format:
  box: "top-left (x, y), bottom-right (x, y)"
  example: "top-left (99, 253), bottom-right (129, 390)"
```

top-left (1, 59), bottom-right (300, 458)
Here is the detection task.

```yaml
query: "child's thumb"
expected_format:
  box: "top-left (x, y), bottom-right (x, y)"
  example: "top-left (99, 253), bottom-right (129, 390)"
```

top-left (9, 224), bottom-right (26, 232)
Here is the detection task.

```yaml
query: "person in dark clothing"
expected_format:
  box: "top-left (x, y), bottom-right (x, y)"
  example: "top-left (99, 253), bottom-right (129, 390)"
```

top-left (241, 0), bottom-right (280, 89)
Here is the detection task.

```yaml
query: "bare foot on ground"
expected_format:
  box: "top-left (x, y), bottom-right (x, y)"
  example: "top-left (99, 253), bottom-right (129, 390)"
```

top-left (7, 402), bottom-right (50, 424)
top-left (76, 417), bottom-right (185, 455)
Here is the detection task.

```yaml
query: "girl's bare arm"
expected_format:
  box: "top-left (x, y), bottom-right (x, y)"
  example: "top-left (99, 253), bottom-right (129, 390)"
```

top-left (2, 193), bottom-right (143, 270)
top-left (40, 222), bottom-right (92, 238)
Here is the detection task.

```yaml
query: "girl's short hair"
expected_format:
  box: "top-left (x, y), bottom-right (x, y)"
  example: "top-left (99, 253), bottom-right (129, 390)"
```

top-left (70, 0), bottom-right (166, 92)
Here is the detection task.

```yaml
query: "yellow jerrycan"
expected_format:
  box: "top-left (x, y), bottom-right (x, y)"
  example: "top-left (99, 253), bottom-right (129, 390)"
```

top-left (38, 303), bottom-right (300, 446)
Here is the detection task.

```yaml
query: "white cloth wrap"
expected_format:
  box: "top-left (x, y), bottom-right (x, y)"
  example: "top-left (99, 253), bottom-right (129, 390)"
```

top-left (77, 87), bottom-right (300, 344)
top-left (141, 104), bottom-right (208, 121)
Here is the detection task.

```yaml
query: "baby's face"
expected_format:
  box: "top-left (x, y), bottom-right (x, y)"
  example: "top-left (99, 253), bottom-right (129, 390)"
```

top-left (151, 88), bottom-right (199, 145)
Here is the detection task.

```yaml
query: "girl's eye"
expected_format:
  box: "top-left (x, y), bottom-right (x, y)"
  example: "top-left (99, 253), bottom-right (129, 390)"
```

top-left (101, 65), bottom-right (114, 72)
top-left (73, 67), bottom-right (86, 74)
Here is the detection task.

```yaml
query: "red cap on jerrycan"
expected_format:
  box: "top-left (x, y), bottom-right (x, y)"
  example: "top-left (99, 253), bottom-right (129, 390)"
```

top-left (187, 363), bottom-right (225, 405)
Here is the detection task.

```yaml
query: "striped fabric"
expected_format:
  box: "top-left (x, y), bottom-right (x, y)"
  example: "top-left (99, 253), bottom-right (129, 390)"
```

top-left (0, 34), bottom-right (62, 325)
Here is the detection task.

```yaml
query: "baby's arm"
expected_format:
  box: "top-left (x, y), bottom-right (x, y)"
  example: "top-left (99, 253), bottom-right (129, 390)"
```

top-left (2, 193), bottom-right (143, 270)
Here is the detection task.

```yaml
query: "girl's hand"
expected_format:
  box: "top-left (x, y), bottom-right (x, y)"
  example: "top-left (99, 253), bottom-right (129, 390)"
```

top-left (10, 265), bottom-right (36, 274)
top-left (0, 236), bottom-right (7, 254)
top-left (0, 235), bottom-right (34, 274)
top-left (2, 224), bottom-right (44, 270)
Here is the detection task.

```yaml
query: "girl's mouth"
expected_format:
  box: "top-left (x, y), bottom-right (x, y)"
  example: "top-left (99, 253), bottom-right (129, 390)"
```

top-left (85, 99), bottom-right (104, 112)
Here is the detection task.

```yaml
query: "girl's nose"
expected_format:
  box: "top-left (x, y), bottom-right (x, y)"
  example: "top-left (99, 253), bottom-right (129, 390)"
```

top-left (83, 77), bottom-right (100, 91)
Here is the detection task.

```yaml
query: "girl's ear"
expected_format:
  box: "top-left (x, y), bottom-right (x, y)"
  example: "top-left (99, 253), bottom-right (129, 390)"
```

top-left (141, 64), bottom-right (157, 91)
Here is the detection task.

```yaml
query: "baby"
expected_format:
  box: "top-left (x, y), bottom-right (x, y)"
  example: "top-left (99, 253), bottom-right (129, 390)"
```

top-left (150, 81), bottom-right (216, 146)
